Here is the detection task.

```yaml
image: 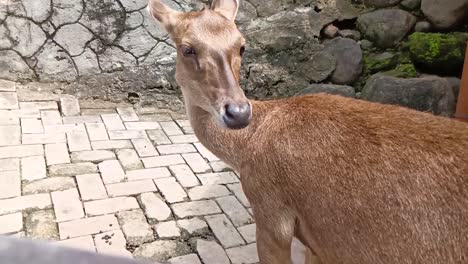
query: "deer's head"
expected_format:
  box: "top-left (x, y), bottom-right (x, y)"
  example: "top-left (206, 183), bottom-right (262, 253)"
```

top-left (148, 0), bottom-right (251, 129)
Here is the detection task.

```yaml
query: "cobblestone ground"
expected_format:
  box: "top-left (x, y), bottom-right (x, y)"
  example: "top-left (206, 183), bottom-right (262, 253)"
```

top-left (0, 79), bottom-right (258, 264)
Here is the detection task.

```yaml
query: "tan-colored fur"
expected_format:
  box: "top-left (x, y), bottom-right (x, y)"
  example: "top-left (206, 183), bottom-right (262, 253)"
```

top-left (148, 1), bottom-right (468, 263)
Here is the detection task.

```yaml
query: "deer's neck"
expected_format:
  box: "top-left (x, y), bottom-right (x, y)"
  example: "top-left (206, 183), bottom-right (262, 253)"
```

top-left (185, 101), bottom-right (264, 171)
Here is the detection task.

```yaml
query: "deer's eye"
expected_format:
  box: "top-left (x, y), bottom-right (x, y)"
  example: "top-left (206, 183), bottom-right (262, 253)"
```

top-left (181, 45), bottom-right (196, 56)
top-left (240, 45), bottom-right (246, 56)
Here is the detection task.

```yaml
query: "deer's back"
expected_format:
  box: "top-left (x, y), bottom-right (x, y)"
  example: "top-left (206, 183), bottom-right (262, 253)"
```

top-left (242, 94), bottom-right (468, 264)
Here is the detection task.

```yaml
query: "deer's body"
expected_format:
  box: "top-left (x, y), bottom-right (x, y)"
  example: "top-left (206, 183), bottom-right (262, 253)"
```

top-left (147, 1), bottom-right (468, 262)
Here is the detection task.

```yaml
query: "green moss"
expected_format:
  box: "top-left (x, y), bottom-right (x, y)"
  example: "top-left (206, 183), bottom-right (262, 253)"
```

top-left (364, 52), bottom-right (399, 74)
top-left (385, 63), bottom-right (418, 78)
top-left (407, 32), bottom-right (468, 74)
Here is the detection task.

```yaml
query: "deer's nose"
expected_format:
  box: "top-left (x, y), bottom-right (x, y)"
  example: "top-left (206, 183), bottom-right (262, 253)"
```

top-left (223, 102), bottom-right (251, 129)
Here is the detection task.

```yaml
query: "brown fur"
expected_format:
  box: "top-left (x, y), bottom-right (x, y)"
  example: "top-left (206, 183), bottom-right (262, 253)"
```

top-left (148, 1), bottom-right (468, 263)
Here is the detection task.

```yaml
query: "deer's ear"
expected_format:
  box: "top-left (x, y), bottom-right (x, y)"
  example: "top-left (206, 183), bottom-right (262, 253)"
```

top-left (147, 0), bottom-right (180, 29)
top-left (210, 0), bottom-right (239, 21)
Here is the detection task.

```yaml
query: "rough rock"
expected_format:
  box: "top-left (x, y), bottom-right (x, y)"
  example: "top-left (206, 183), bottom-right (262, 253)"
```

top-left (24, 210), bottom-right (59, 241)
top-left (296, 84), bottom-right (356, 98)
top-left (80, 0), bottom-right (126, 44)
top-left (118, 27), bottom-right (157, 57)
top-left (407, 32), bottom-right (468, 74)
top-left (97, 47), bottom-right (137, 73)
top-left (0, 25), bottom-right (12, 50)
top-left (50, 0), bottom-right (84, 25)
top-left (415, 21), bottom-right (431, 32)
top-left (73, 48), bottom-right (101, 76)
top-left (400, 0), bottom-right (421, 10)
top-left (117, 209), bottom-right (154, 246)
top-left (0, 50), bottom-right (35, 80)
top-left (133, 241), bottom-right (191, 262)
top-left (5, 16), bottom-right (46, 57)
top-left (363, 0), bottom-right (401, 7)
top-left (446, 77), bottom-right (461, 99)
top-left (360, 39), bottom-right (374, 51)
top-left (338, 30), bottom-right (361, 41)
top-left (142, 10), bottom-right (168, 40)
top-left (126, 11), bottom-right (144, 29)
top-left (10, 0), bottom-right (51, 23)
top-left (54, 24), bottom-right (94, 56)
top-left (0, 3), bottom-right (6, 22)
top-left (357, 9), bottom-right (416, 48)
top-left (35, 41), bottom-right (78, 82)
top-left (324, 37), bottom-right (363, 84)
top-left (361, 75), bottom-right (456, 116)
top-left (323, 24), bottom-right (339, 38)
top-left (364, 52), bottom-right (399, 74)
top-left (142, 42), bottom-right (177, 66)
top-left (421, 0), bottom-right (468, 29)
top-left (120, 0), bottom-right (148, 11)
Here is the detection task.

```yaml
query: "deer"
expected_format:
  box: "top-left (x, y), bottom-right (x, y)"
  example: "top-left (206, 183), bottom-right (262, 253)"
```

top-left (147, 0), bottom-right (468, 263)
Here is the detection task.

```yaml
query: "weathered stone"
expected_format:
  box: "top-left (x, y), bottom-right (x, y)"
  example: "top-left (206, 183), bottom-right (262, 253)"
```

top-left (94, 230), bottom-right (133, 258)
top-left (54, 24), bottom-right (94, 56)
top-left (58, 215), bottom-right (119, 239)
top-left (119, 27), bottom-right (157, 57)
top-left (226, 244), bottom-right (259, 264)
top-left (50, 0), bottom-right (84, 25)
top-left (357, 9), bottom-right (416, 48)
top-left (364, 52), bottom-right (399, 74)
top-left (117, 209), bottom-right (154, 246)
top-left (142, 10), bottom-right (168, 40)
top-left (121, 0), bottom-right (147, 12)
top-left (238, 224), bottom-right (256, 244)
top-left (98, 47), bottom-right (137, 72)
top-left (421, 0), bottom-right (468, 29)
top-left (71, 150), bottom-right (116, 163)
top-left (172, 200), bottom-right (221, 218)
top-left (338, 29), bottom-right (361, 41)
top-left (447, 77), bottom-right (461, 99)
top-left (73, 48), bottom-right (101, 76)
top-left (23, 177), bottom-right (76, 195)
top-left (0, 213), bottom-right (23, 235)
top-left (205, 214), bottom-right (245, 248)
top-left (196, 239), bottom-right (230, 264)
top-left (84, 197), bottom-right (139, 216)
top-left (80, 0), bottom-right (126, 44)
top-left (323, 24), bottom-right (339, 38)
top-left (156, 221), bottom-right (181, 238)
top-left (133, 241), bottom-right (191, 262)
top-left (142, 42), bottom-right (177, 66)
top-left (362, 75), bottom-right (456, 117)
top-left (177, 218), bottom-right (209, 236)
top-left (0, 170), bottom-right (20, 199)
top-left (0, 25), bottom-right (13, 50)
top-left (35, 41), bottom-right (78, 82)
top-left (17, 0), bottom-right (51, 23)
top-left (49, 162), bottom-right (98, 177)
top-left (125, 11), bottom-right (144, 29)
top-left (414, 21), bottom-right (432, 32)
top-left (324, 37), bottom-right (363, 84)
top-left (168, 254), bottom-right (202, 264)
top-left (138, 192), bottom-right (172, 223)
top-left (400, 0), bottom-right (421, 10)
top-left (24, 210), bottom-right (59, 241)
top-left (5, 16), bottom-right (46, 57)
top-left (364, 0), bottom-right (401, 7)
top-left (296, 84), bottom-right (356, 98)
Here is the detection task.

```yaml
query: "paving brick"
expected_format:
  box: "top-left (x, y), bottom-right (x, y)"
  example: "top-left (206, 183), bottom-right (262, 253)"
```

top-left (84, 197), bottom-right (139, 216)
top-left (44, 124), bottom-right (86, 133)
top-left (76, 173), bottom-right (108, 201)
top-left (133, 240), bottom-right (191, 262)
top-left (0, 170), bottom-right (20, 199)
top-left (126, 167), bottom-right (171, 181)
top-left (86, 123), bottom-right (109, 141)
top-left (0, 144), bottom-right (43, 159)
top-left (81, 108), bottom-right (116, 115)
top-left (196, 239), bottom-right (230, 264)
top-left (45, 143), bottom-right (70, 165)
top-left (194, 143), bottom-right (219, 161)
top-left (0, 110), bottom-right (20, 125)
top-left (154, 177), bottom-right (187, 204)
top-left (63, 115), bottom-right (102, 124)
top-left (21, 118), bottom-right (43, 134)
top-left (20, 101), bottom-right (57, 111)
top-left (71, 150), bottom-right (115, 163)
top-left (106, 180), bottom-right (157, 197)
top-left (171, 200), bottom-right (221, 218)
top-left (132, 138), bottom-right (158, 157)
top-left (98, 160), bottom-right (125, 184)
top-left (41, 110), bottom-right (62, 125)
top-left (147, 129), bottom-right (171, 145)
top-left (0, 79), bottom-right (16, 92)
top-left (156, 221), bottom-right (180, 238)
top-left (117, 107), bottom-right (139, 122)
top-left (125, 121), bottom-right (161, 130)
top-left (0, 193), bottom-right (51, 215)
top-left (160, 121), bottom-right (183, 136)
top-left (0, 125), bottom-right (20, 146)
top-left (94, 230), bottom-right (133, 258)
top-left (177, 218), bottom-right (208, 236)
top-left (24, 209), bottom-right (59, 240)
top-left (182, 153), bottom-right (211, 173)
top-left (0, 158), bottom-right (19, 171)
top-left (142, 154), bottom-right (185, 168)
top-left (175, 120), bottom-right (190, 127)
top-left (169, 135), bottom-right (198, 144)
top-left (58, 215), bottom-right (119, 239)
top-left (108, 130), bottom-right (147, 140)
top-left (0, 212), bottom-right (23, 235)
top-left (188, 185), bottom-right (230, 201)
top-left (210, 161), bottom-right (232, 172)
top-left (21, 155), bottom-right (46, 181)
top-left (22, 132), bottom-right (66, 144)
top-left (217, 196), bottom-right (253, 227)
top-left (169, 165), bottom-right (199, 188)
top-left (56, 236), bottom-right (96, 252)
top-left (168, 254), bottom-right (202, 264)
top-left (60, 96), bottom-right (80, 116)
top-left (238, 224), bottom-right (256, 244)
top-left (49, 162), bottom-right (98, 177)
top-left (117, 209), bottom-right (154, 245)
top-left (116, 148), bottom-right (143, 170)
top-left (139, 113), bottom-right (172, 122)
top-left (102, 114), bottom-right (125, 131)
top-left (91, 140), bottom-right (133, 150)
top-left (67, 131), bottom-right (91, 151)
top-left (0, 92), bottom-right (18, 109)
top-left (138, 192), bottom-right (172, 223)
top-left (226, 243), bottom-right (259, 264)
top-left (197, 172), bottom-right (238, 185)
top-left (227, 183), bottom-right (251, 208)
top-left (52, 188), bottom-right (85, 222)
top-left (23, 177), bottom-right (76, 195)
top-left (157, 144), bottom-right (196, 155)
top-left (205, 214), bottom-right (245, 248)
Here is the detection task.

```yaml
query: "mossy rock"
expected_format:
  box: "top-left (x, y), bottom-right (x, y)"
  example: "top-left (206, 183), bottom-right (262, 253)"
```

top-left (383, 63), bottom-right (418, 78)
top-left (364, 52), bottom-right (399, 74)
top-left (407, 32), bottom-right (468, 75)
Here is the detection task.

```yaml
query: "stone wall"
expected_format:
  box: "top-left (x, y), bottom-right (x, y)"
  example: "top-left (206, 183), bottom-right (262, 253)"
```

top-left (0, 0), bottom-right (467, 115)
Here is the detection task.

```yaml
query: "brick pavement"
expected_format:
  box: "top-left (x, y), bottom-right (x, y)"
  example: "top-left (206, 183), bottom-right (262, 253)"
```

top-left (0, 79), bottom-right (258, 264)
